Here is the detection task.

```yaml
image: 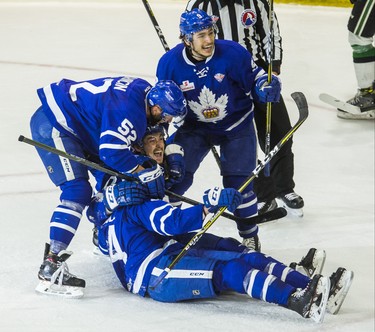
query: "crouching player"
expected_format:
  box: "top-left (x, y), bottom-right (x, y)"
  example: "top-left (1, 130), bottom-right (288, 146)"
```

top-left (87, 126), bottom-right (353, 323)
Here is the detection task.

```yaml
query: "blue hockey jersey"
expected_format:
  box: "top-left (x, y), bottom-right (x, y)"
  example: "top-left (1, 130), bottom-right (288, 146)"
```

top-left (156, 39), bottom-right (265, 134)
top-left (98, 200), bottom-right (204, 297)
top-left (37, 76), bottom-right (152, 173)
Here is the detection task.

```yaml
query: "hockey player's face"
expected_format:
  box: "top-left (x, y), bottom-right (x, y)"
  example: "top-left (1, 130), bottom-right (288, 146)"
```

top-left (189, 27), bottom-right (215, 60)
top-left (142, 132), bottom-right (165, 165)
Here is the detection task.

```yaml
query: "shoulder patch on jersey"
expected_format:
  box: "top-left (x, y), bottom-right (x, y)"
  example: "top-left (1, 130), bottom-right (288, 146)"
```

top-left (241, 9), bottom-right (257, 28)
top-left (214, 73), bottom-right (225, 83)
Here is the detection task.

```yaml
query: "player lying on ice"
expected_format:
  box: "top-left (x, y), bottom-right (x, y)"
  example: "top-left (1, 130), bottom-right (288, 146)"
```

top-left (83, 125), bottom-right (353, 324)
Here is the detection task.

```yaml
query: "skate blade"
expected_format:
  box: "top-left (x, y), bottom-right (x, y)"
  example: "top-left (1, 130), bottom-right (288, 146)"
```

top-left (312, 250), bottom-right (326, 276)
top-left (275, 199), bottom-right (304, 218)
top-left (310, 276), bottom-right (330, 323)
top-left (35, 280), bottom-right (84, 299)
top-left (327, 270), bottom-right (354, 315)
top-left (337, 109), bottom-right (375, 120)
top-left (92, 246), bottom-right (107, 256)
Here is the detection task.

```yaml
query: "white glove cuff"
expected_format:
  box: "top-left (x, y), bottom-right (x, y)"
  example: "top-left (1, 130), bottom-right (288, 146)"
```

top-left (165, 144), bottom-right (184, 157)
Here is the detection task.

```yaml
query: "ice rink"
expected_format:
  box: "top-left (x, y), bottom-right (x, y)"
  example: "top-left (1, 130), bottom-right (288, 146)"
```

top-left (0, 1), bottom-right (374, 331)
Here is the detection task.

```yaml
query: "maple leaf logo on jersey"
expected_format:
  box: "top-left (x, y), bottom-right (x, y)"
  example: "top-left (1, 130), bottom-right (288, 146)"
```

top-left (188, 86), bottom-right (228, 123)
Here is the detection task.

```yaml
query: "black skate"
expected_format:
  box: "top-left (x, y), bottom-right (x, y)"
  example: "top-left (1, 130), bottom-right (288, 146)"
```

top-left (337, 85), bottom-right (375, 120)
top-left (258, 199), bottom-right (277, 215)
top-left (327, 267), bottom-right (354, 315)
top-left (276, 191), bottom-right (304, 217)
top-left (35, 243), bottom-right (85, 298)
top-left (92, 226), bottom-right (99, 247)
top-left (290, 248), bottom-right (326, 278)
top-left (242, 235), bottom-right (261, 252)
top-left (287, 274), bottom-right (330, 323)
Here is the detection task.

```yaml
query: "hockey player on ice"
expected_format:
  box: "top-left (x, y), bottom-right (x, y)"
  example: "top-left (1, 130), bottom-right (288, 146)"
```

top-left (337, 0), bottom-right (374, 119)
top-left (155, 8), bottom-right (282, 252)
top-left (85, 125), bottom-right (353, 324)
top-left (30, 77), bottom-right (187, 298)
top-left (185, 0), bottom-right (305, 217)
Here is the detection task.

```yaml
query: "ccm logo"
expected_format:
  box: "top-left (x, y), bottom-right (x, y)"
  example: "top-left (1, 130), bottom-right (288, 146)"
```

top-left (189, 272), bottom-right (205, 276)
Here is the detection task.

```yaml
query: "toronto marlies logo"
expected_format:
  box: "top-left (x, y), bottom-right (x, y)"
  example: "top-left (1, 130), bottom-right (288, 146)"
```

top-left (194, 66), bottom-right (209, 78)
top-left (241, 9), bottom-right (257, 28)
top-left (188, 86), bottom-right (228, 123)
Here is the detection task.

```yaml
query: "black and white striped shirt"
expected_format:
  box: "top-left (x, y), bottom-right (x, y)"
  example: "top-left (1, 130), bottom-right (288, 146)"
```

top-left (185, 0), bottom-right (283, 74)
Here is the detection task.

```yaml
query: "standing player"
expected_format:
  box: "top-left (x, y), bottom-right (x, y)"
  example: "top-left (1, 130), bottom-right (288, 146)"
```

top-left (156, 8), bottom-right (282, 251)
top-left (185, 0), bottom-right (304, 216)
top-left (30, 76), bottom-right (186, 297)
top-left (337, 0), bottom-right (375, 119)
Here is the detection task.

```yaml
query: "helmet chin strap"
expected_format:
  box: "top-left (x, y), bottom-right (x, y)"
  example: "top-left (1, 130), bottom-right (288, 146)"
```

top-left (185, 40), bottom-right (208, 62)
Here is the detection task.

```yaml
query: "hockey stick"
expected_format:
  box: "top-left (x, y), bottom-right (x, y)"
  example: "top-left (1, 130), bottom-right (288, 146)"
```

top-left (149, 91), bottom-right (309, 289)
top-left (166, 190), bottom-right (286, 224)
top-left (18, 135), bottom-right (284, 225)
top-left (18, 135), bottom-right (137, 182)
top-left (141, 0), bottom-right (222, 169)
top-left (141, 0), bottom-right (170, 51)
top-left (264, 0), bottom-right (275, 177)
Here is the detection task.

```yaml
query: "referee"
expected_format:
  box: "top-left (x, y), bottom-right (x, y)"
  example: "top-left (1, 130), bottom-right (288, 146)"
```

top-left (186, 0), bottom-right (304, 217)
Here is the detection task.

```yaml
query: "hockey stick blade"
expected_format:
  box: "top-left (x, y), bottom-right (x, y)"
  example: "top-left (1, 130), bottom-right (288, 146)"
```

top-left (231, 207), bottom-right (287, 225)
top-left (249, 207), bottom-right (287, 224)
top-left (319, 93), bottom-right (361, 114)
top-left (291, 92), bottom-right (309, 117)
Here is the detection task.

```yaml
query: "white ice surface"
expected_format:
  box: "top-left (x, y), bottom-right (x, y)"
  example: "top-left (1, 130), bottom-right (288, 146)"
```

top-left (0, 1), bottom-right (373, 331)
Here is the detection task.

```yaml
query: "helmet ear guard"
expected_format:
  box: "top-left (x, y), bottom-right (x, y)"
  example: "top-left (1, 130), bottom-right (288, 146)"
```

top-left (147, 80), bottom-right (187, 119)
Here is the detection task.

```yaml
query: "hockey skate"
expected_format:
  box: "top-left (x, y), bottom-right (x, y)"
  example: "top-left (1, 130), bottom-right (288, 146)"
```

top-left (36, 243), bottom-right (85, 298)
top-left (276, 191), bottom-right (304, 217)
top-left (242, 235), bottom-right (261, 252)
top-left (258, 199), bottom-right (277, 215)
top-left (290, 248), bottom-right (326, 278)
top-left (327, 267), bottom-right (354, 315)
top-left (287, 274), bottom-right (330, 323)
top-left (92, 226), bottom-right (99, 247)
top-left (92, 226), bottom-right (102, 256)
top-left (337, 85), bottom-right (375, 120)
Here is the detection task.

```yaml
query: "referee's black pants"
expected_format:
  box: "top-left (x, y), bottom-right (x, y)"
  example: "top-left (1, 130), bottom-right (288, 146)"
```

top-left (253, 95), bottom-right (295, 201)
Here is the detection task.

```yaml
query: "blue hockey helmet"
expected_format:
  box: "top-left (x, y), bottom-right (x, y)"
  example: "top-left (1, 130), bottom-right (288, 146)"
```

top-left (144, 124), bottom-right (168, 138)
top-left (136, 124), bottom-right (168, 148)
top-left (147, 80), bottom-right (187, 119)
top-left (179, 8), bottom-right (218, 41)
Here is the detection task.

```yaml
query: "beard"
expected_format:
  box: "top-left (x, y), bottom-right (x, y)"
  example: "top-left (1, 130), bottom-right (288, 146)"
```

top-left (148, 113), bottom-right (163, 126)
